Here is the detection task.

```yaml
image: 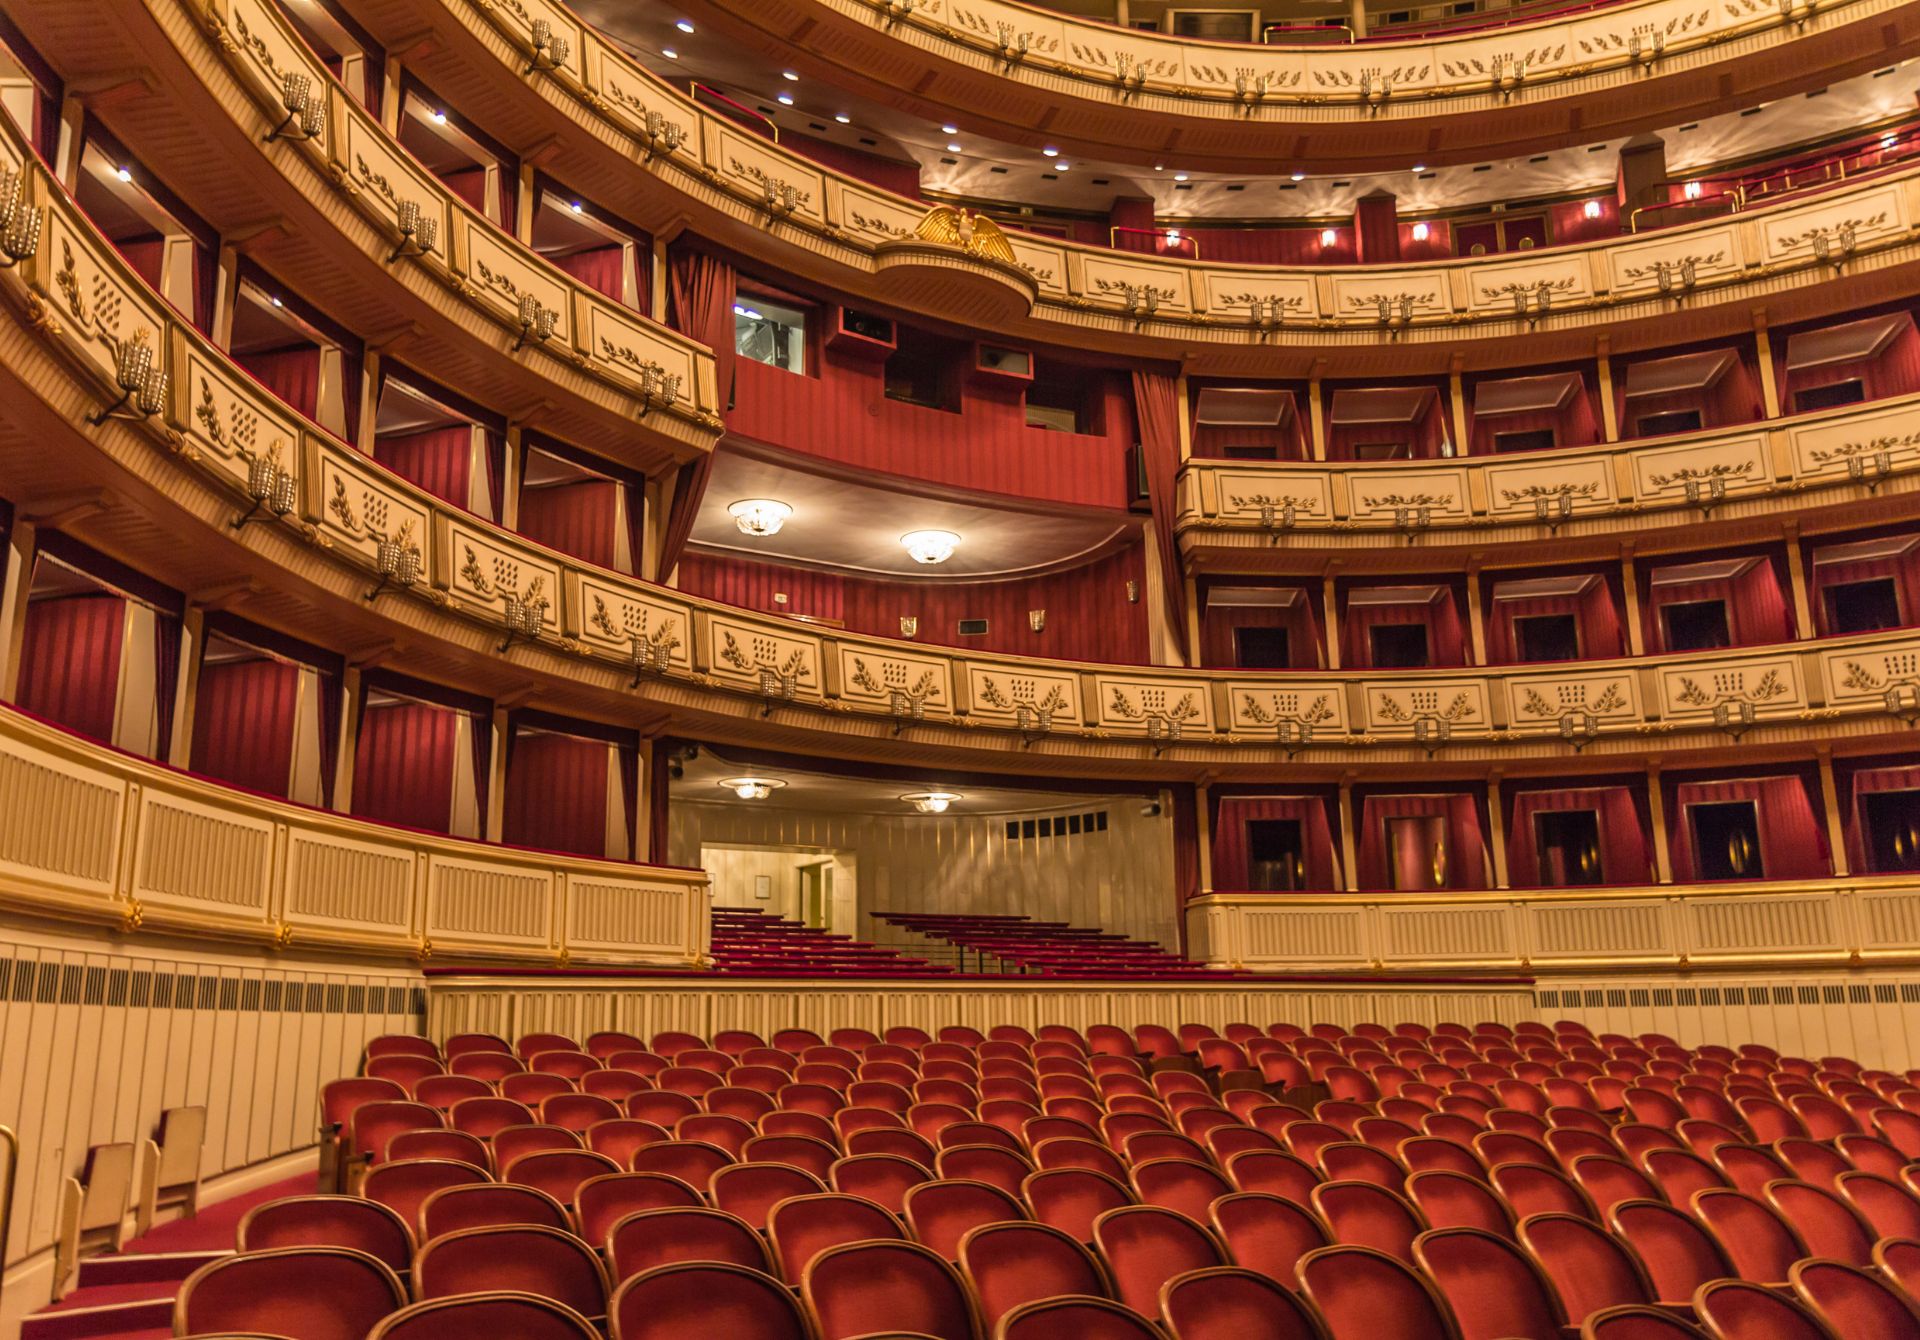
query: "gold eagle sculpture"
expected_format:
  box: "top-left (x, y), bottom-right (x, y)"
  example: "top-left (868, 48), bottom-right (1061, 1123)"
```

top-left (914, 205), bottom-right (1018, 263)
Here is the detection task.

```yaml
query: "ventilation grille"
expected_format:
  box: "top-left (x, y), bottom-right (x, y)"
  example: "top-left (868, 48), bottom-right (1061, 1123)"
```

top-left (1006, 811), bottom-right (1109, 842)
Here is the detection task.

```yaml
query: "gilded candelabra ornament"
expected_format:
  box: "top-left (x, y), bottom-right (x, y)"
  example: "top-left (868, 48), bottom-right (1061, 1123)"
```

top-left (511, 291), bottom-right (559, 352)
top-left (85, 327), bottom-right (168, 426)
top-left (231, 440), bottom-right (297, 530)
top-left (0, 166), bottom-right (40, 269)
top-left (524, 19), bottom-right (572, 75)
top-left (264, 72), bottom-right (326, 143)
top-left (365, 520), bottom-right (423, 603)
top-left (387, 199), bottom-right (437, 263)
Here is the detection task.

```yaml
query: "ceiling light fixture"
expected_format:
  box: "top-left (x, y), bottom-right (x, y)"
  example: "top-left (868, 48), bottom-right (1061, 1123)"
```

top-left (903, 791), bottom-right (962, 814)
top-left (835, 113), bottom-right (851, 123)
top-left (728, 498), bottom-right (793, 536)
top-left (732, 303), bottom-right (764, 320)
top-left (782, 69), bottom-right (799, 80)
top-left (719, 776), bottom-right (784, 801)
top-left (1043, 147), bottom-right (1060, 157)
top-left (675, 19), bottom-right (695, 32)
top-left (942, 124), bottom-right (959, 134)
top-left (901, 529), bottom-right (960, 564)
top-left (661, 47), bottom-right (679, 58)
top-left (1290, 171), bottom-right (1305, 181)
top-left (569, 201), bottom-right (583, 212)
top-left (947, 142), bottom-right (962, 152)
top-left (429, 109), bottom-right (448, 124)
top-left (115, 165), bottom-right (133, 182)
top-left (1173, 172), bottom-right (1189, 181)
top-left (1411, 164), bottom-right (1426, 173)
top-left (270, 295), bottom-right (284, 307)
top-left (1055, 163), bottom-right (1071, 171)
top-left (777, 94), bottom-right (794, 105)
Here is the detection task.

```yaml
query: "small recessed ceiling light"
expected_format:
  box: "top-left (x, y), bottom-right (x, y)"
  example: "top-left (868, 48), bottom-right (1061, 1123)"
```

top-left (1042, 147), bottom-right (1059, 157)
top-left (1173, 172), bottom-right (1189, 181)
top-left (661, 47), bottom-right (678, 58)
top-left (777, 94), bottom-right (794, 105)
top-left (1290, 171), bottom-right (1305, 181)
top-left (835, 113), bottom-right (851, 123)
top-left (270, 295), bottom-right (284, 307)
top-left (782, 69), bottom-right (799, 80)
top-left (942, 124), bottom-right (958, 134)
top-left (947, 142), bottom-right (962, 152)
top-left (1153, 163), bottom-right (1164, 171)
top-left (115, 165), bottom-right (133, 182)
top-left (675, 19), bottom-right (695, 32)
top-left (1411, 164), bottom-right (1425, 173)
top-left (1055, 163), bottom-right (1070, 171)
top-left (569, 201), bottom-right (583, 212)
top-left (430, 109), bottom-right (447, 124)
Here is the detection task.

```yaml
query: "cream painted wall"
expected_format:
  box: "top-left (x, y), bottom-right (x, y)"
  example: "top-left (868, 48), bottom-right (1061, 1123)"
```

top-left (672, 797), bottom-right (1179, 948)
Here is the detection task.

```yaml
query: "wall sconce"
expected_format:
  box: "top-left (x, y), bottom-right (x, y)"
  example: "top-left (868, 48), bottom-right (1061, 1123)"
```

top-left (1028, 609), bottom-right (1046, 634)
top-left (1848, 449), bottom-right (1893, 492)
top-left (1014, 703), bottom-right (1053, 746)
top-left (524, 19), bottom-right (572, 75)
top-left (1376, 294), bottom-right (1414, 331)
top-left (1883, 683), bottom-right (1920, 727)
top-left (899, 615), bottom-right (919, 638)
top-left (1683, 476), bottom-right (1726, 516)
top-left (265, 72), bottom-right (326, 144)
top-left (1394, 505), bottom-right (1432, 542)
top-left (879, 0), bottom-right (918, 26)
top-left (1583, 200), bottom-right (1603, 220)
top-left (497, 591), bottom-right (545, 653)
top-left (1712, 698), bottom-right (1756, 740)
top-left (231, 449), bottom-right (297, 530)
top-left (87, 331), bottom-right (167, 426)
top-left (387, 200), bottom-right (437, 263)
top-left (1259, 500), bottom-right (1298, 544)
top-left (364, 526), bottom-right (422, 602)
top-left (1412, 714), bottom-right (1450, 756)
top-left (1125, 581), bottom-right (1139, 604)
top-left (1811, 223), bottom-right (1857, 267)
top-left (635, 362), bottom-right (682, 418)
top-left (1629, 27), bottom-right (1665, 64)
top-left (629, 631), bottom-right (667, 686)
top-left (1111, 50), bottom-right (1144, 93)
top-left (638, 110), bottom-right (688, 162)
top-left (1655, 258), bottom-right (1697, 297)
top-left (1534, 493), bottom-right (1574, 532)
top-left (757, 666), bottom-right (799, 716)
top-left (1558, 709), bottom-right (1599, 752)
top-left (1275, 718), bottom-right (1313, 759)
top-left (512, 292), bottom-right (559, 352)
top-left (1358, 69), bottom-right (1391, 109)
top-left (0, 167), bottom-right (40, 269)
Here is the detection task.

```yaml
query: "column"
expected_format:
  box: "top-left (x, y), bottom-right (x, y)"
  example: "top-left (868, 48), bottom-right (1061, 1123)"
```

top-left (331, 666), bottom-right (362, 814)
top-left (1753, 313), bottom-right (1783, 419)
top-left (1781, 524), bottom-right (1815, 639)
top-left (1646, 767), bottom-right (1674, 884)
top-left (1465, 566), bottom-right (1488, 666)
top-left (634, 738), bottom-right (657, 863)
top-left (165, 606), bottom-right (205, 769)
top-left (1307, 370), bottom-right (1328, 460)
top-left (1338, 778), bottom-right (1360, 891)
top-left (1596, 340), bottom-right (1621, 442)
top-left (0, 518), bottom-right (36, 700)
top-left (484, 707), bottom-right (510, 842)
top-left (1322, 568), bottom-right (1342, 670)
top-left (1816, 751), bottom-right (1850, 878)
top-left (1195, 782), bottom-right (1214, 894)
top-left (1619, 550), bottom-right (1646, 656)
top-left (1348, 0), bottom-right (1368, 38)
top-left (1486, 777), bottom-right (1510, 890)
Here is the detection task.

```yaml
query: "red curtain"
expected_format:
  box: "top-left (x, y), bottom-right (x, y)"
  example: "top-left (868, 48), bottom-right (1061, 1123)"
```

top-left (519, 480), bottom-right (620, 571)
top-left (557, 247), bottom-right (626, 306)
top-left (677, 547), bottom-right (1150, 664)
top-left (238, 346), bottom-right (321, 420)
top-left (375, 426), bottom-right (473, 515)
top-left (1327, 397), bottom-right (1449, 460)
top-left (785, 132), bottom-right (922, 199)
top-left (113, 237), bottom-right (164, 292)
top-left (1130, 369), bottom-right (1188, 645)
top-left (1354, 194), bottom-right (1399, 264)
top-left (1198, 587), bottom-right (1323, 668)
top-left (189, 657), bottom-right (300, 798)
top-left (1191, 421), bottom-right (1303, 461)
top-left (1843, 766), bottom-right (1920, 873)
top-left (1648, 562), bottom-right (1791, 650)
top-left (648, 744), bottom-right (671, 864)
top-left (15, 593), bottom-right (125, 744)
top-left (1341, 590), bottom-right (1466, 668)
top-left (1172, 785), bottom-right (1198, 908)
top-left (1506, 786), bottom-right (1651, 888)
top-left (1780, 318), bottom-right (1920, 407)
top-left (1212, 795), bottom-right (1339, 891)
top-left (1140, 228), bottom-right (1354, 265)
top-left (1485, 581), bottom-right (1623, 663)
top-left (503, 730), bottom-right (611, 859)
top-left (658, 250), bottom-right (737, 579)
top-left (440, 167), bottom-right (489, 215)
top-left (1357, 793), bottom-right (1489, 892)
top-left (1670, 777), bottom-right (1830, 883)
top-left (352, 702), bottom-right (457, 835)
top-left (1811, 551), bottom-right (1920, 635)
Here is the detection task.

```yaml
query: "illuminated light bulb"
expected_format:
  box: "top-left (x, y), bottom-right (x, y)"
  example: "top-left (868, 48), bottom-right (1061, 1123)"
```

top-left (947, 142), bottom-right (962, 152)
top-left (1320, 228), bottom-right (1337, 247)
top-left (116, 166), bottom-right (133, 182)
top-left (1044, 147), bottom-right (1060, 158)
top-left (1055, 163), bottom-right (1070, 171)
top-left (430, 110), bottom-right (447, 125)
top-left (1173, 172), bottom-right (1189, 181)
top-left (721, 777), bottom-right (781, 800)
top-left (1583, 200), bottom-right (1602, 219)
top-left (1411, 222), bottom-right (1430, 241)
top-left (942, 125), bottom-right (959, 134)
top-left (728, 498), bottom-right (792, 536)
top-left (676, 19), bottom-right (695, 32)
top-left (1684, 180), bottom-right (1703, 199)
top-left (782, 70), bottom-right (799, 80)
top-left (901, 529), bottom-right (960, 564)
top-left (1291, 171), bottom-right (1305, 181)
top-left (835, 113), bottom-right (851, 123)
top-left (905, 791), bottom-right (961, 814)
top-left (661, 47), bottom-right (679, 58)
top-left (569, 201), bottom-right (583, 212)
top-left (777, 94), bottom-right (794, 105)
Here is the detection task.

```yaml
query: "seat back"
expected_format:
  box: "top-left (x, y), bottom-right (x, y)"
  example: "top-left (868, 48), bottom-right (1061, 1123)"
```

top-left (1766, 1178), bottom-right (1876, 1266)
top-left (238, 1195), bottom-right (412, 1271)
top-left (176, 1247), bottom-right (404, 1340)
top-left (1416, 1226), bottom-right (1567, 1340)
top-left (575, 1172), bottom-right (703, 1248)
top-left (934, 1145), bottom-right (1032, 1197)
top-left (1022, 1167), bottom-right (1135, 1242)
top-left (371, 1293), bottom-right (598, 1339)
top-left (802, 1239), bottom-right (979, 1340)
top-left (709, 1161), bottom-right (827, 1230)
top-left (830, 1152), bottom-right (933, 1213)
top-left (1790, 1258), bottom-right (1920, 1339)
top-left (1310, 1180), bottom-right (1425, 1264)
top-left (1609, 1199), bottom-right (1734, 1305)
top-left (958, 1219), bottom-right (1108, 1330)
top-left (1161, 1265), bottom-right (1330, 1340)
top-left (504, 1149), bottom-right (621, 1207)
top-left (607, 1206), bottom-right (771, 1281)
top-left (997, 1296), bottom-right (1160, 1338)
top-left (1516, 1210), bottom-right (1653, 1326)
top-left (414, 1225), bottom-right (609, 1323)
top-left (1577, 1304), bottom-right (1710, 1339)
top-left (1225, 1149), bottom-right (1320, 1203)
top-left (1405, 1169), bottom-right (1513, 1238)
top-left (1092, 1204), bottom-right (1226, 1320)
top-left (1692, 1188), bottom-right (1809, 1285)
top-left (629, 1139), bottom-right (734, 1191)
top-left (768, 1192), bottom-right (905, 1283)
top-left (903, 1178), bottom-right (1026, 1260)
top-left (1129, 1158), bottom-right (1233, 1222)
top-left (360, 1159), bottom-right (489, 1229)
top-left (1207, 1191), bottom-right (1328, 1287)
top-left (1694, 1279), bottom-right (1835, 1340)
top-left (1295, 1244), bottom-right (1457, 1340)
top-left (419, 1182), bottom-right (570, 1243)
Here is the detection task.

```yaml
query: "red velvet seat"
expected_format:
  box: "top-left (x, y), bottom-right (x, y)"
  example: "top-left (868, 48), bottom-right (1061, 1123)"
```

top-left (449, 1096), bottom-right (533, 1139)
top-left (607, 1206), bottom-right (772, 1280)
top-left (1091, 1204), bottom-right (1227, 1320)
top-left (541, 1093), bottom-right (620, 1134)
top-left (1225, 1149), bottom-right (1321, 1203)
top-left (369, 1036), bottom-right (441, 1062)
top-left (1836, 1169), bottom-right (1920, 1240)
top-left (367, 1054), bottom-right (443, 1093)
top-left (1129, 1157), bottom-right (1233, 1221)
top-left (829, 1152), bottom-right (933, 1213)
top-left (1311, 1180), bottom-right (1427, 1264)
top-left (1693, 1187), bottom-right (1809, 1287)
top-left (710, 1160), bottom-right (827, 1229)
top-left (1208, 1191), bottom-right (1330, 1286)
top-left (1160, 1264), bottom-right (1330, 1340)
top-left (351, 1100), bottom-right (444, 1166)
top-left (628, 1139), bottom-right (734, 1191)
top-left (385, 1128), bottom-right (490, 1173)
top-left (1578, 1304), bottom-right (1710, 1338)
top-left (492, 1124), bottom-right (584, 1172)
top-left (575, 1171), bottom-right (704, 1248)
top-left (903, 1178), bottom-right (1026, 1259)
top-left (744, 1132), bottom-right (841, 1180)
top-left (237, 1195), bottom-right (412, 1272)
top-left (371, 1292), bottom-right (599, 1339)
top-left (1023, 1167), bottom-right (1135, 1242)
top-left (675, 1112), bottom-right (757, 1157)
top-left (580, 1069), bottom-right (653, 1104)
top-left (1790, 1258), bottom-right (1920, 1337)
top-left (958, 1219), bottom-right (1109, 1330)
top-left (585, 1031), bottom-right (648, 1060)
top-left (768, 1191), bottom-right (907, 1284)
top-left (997, 1296), bottom-right (1159, 1338)
top-left (413, 1224), bottom-right (609, 1326)
top-left (1295, 1243), bottom-right (1459, 1340)
top-left (1572, 1155), bottom-right (1666, 1217)
top-left (1765, 1178), bottom-right (1877, 1266)
top-left (1693, 1279), bottom-right (1833, 1340)
top-left (846, 1126), bottom-right (937, 1168)
top-left (585, 1118), bottom-right (671, 1166)
top-left (1416, 1225), bottom-right (1569, 1340)
top-left (502, 1073), bottom-right (575, 1107)
top-left (445, 1033), bottom-right (513, 1058)
top-left (1518, 1210), bottom-right (1659, 1327)
top-left (801, 1238), bottom-right (980, 1340)
top-left (1405, 1169), bottom-right (1516, 1239)
top-left (361, 1159), bottom-right (490, 1230)
top-left (176, 1247), bottom-right (406, 1340)
top-left (419, 1182), bottom-right (569, 1243)
top-left (1490, 1162), bottom-right (1599, 1223)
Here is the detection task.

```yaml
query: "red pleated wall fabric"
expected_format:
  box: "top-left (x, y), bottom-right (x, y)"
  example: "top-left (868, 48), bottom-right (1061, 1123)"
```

top-left (1211, 795), bottom-right (1340, 891)
top-left (1485, 582), bottom-right (1624, 663)
top-left (503, 731), bottom-right (609, 859)
top-left (189, 657), bottom-right (300, 798)
top-left (658, 249), bottom-right (737, 578)
top-left (1356, 793), bottom-right (1490, 891)
top-left (237, 346), bottom-right (321, 420)
top-left (1131, 369), bottom-right (1188, 642)
top-left (1669, 777), bottom-right (1831, 882)
top-left (1845, 765), bottom-right (1920, 872)
top-left (519, 480), bottom-right (620, 571)
top-left (555, 247), bottom-right (626, 306)
top-left (352, 702), bottom-right (457, 834)
top-left (1505, 786), bottom-right (1651, 887)
top-left (375, 426), bottom-right (475, 515)
top-left (1811, 552), bottom-right (1920, 634)
top-left (15, 593), bottom-right (125, 744)
top-left (1341, 591), bottom-right (1467, 668)
top-left (1198, 589), bottom-right (1324, 668)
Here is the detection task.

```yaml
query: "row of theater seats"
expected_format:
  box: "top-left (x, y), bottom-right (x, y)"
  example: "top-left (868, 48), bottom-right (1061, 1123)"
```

top-left (207, 1019), bottom-right (1920, 1337)
top-left (709, 910), bottom-right (954, 978)
top-left (872, 914), bottom-right (1239, 980)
